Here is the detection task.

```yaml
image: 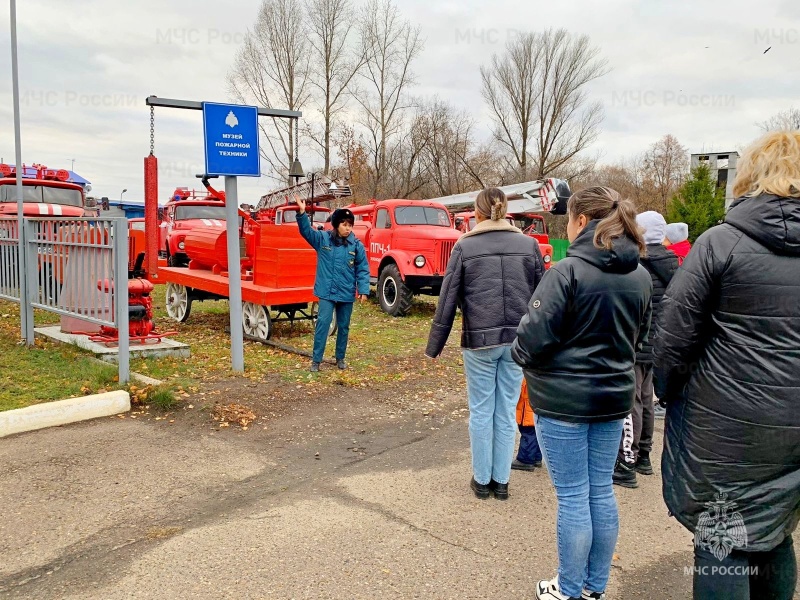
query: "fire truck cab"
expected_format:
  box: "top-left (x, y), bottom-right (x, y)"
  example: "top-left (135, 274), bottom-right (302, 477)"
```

top-left (0, 163), bottom-right (86, 216)
top-left (159, 184), bottom-right (228, 267)
top-left (350, 199), bottom-right (461, 317)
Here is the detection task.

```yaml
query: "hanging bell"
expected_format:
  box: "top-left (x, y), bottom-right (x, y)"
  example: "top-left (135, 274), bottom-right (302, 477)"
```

top-left (289, 159), bottom-right (305, 179)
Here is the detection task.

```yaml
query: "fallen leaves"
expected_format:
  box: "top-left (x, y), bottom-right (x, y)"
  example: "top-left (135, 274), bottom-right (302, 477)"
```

top-left (211, 402), bottom-right (257, 429)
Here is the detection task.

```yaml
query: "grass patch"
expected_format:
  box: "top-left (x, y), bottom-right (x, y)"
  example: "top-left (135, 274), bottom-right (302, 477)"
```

top-left (148, 386), bottom-right (178, 410)
top-left (0, 309), bottom-right (125, 411)
top-left (1, 284), bottom-right (465, 411)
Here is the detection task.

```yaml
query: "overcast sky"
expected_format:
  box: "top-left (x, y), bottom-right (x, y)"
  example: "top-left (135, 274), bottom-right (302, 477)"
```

top-left (1, 0), bottom-right (798, 203)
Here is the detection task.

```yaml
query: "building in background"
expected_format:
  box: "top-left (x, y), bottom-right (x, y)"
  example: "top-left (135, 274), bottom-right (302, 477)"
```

top-left (690, 151), bottom-right (739, 209)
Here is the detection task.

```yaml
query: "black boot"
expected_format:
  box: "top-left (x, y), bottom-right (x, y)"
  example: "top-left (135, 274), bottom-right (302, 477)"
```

top-left (635, 452), bottom-right (654, 475)
top-left (612, 460), bottom-right (639, 488)
top-left (470, 477), bottom-right (490, 499)
top-left (489, 479), bottom-right (509, 501)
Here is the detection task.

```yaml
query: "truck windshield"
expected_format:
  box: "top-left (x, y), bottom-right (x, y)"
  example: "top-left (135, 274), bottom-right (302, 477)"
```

top-left (394, 206), bottom-right (451, 227)
top-left (174, 205), bottom-right (227, 220)
top-left (282, 210), bottom-right (329, 224)
top-left (0, 183), bottom-right (83, 207)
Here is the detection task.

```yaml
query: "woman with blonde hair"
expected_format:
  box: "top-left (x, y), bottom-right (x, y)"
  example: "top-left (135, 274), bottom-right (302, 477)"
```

top-left (427, 187), bottom-right (545, 501)
top-left (513, 187), bottom-right (652, 600)
top-left (655, 131), bottom-right (800, 599)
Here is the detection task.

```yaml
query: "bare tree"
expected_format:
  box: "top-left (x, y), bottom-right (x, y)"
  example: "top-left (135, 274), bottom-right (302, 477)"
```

top-left (412, 99), bottom-right (486, 196)
top-left (758, 107), bottom-right (800, 131)
top-left (228, 0), bottom-right (311, 183)
top-left (354, 0), bottom-right (423, 197)
top-left (481, 29), bottom-right (607, 181)
top-left (641, 134), bottom-right (688, 213)
top-left (306, 0), bottom-right (366, 174)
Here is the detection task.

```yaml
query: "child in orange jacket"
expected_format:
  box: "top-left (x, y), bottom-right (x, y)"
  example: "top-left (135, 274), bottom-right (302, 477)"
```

top-left (514, 380), bottom-right (543, 470)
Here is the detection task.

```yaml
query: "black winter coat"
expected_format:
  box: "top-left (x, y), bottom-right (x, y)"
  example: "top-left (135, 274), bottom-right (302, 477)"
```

top-left (636, 244), bottom-right (679, 364)
top-left (512, 220), bottom-right (653, 423)
top-left (425, 222), bottom-right (543, 358)
top-left (654, 194), bottom-right (800, 552)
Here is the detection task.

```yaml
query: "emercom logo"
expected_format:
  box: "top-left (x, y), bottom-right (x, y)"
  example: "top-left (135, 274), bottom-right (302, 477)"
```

top-left (695, 492), bottom-right (748, 561)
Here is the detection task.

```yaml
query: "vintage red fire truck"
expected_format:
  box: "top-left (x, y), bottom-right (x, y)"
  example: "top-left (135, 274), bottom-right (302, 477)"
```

top-left (453, 210), bottom-right (554, 268)
top-left (436, 178), bottom-right (570, 269)
top-left (0, 163), bottom-right (167, 343)
top-left (0, 163), bottom-right (86, 217)
top-left (159, 178), bottom-right (228, 267)
top-left (348, 199), bottom-right (462, 317)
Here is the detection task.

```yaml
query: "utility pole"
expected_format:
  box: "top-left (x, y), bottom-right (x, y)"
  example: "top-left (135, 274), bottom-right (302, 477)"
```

top-left (10, 0), bottom-right (33, 344)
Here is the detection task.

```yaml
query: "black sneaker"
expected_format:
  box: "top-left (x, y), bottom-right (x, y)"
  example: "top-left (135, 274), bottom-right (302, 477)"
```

top-left (489, 479), bottom-right (509, 501)
top-left (581, 589), bottom-right (606, 599)
top-left (635, 454), bottom-right (654, 475)
top-left (612, 460), bottom-right (639, 488)
top-left (511, 459), bottom-right (537, 471)
top-left (470, 477), bottom-right (490, 499)
top-left (310, 362), bottom-right (320, 373)
top-left (337, 359), bottom-right (347, 370)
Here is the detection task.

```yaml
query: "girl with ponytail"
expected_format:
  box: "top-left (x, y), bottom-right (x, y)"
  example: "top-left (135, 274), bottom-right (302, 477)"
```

top-left (512, 186), bottom-right (652, 600)
top-left (427, 187), bottom-right (546, 502)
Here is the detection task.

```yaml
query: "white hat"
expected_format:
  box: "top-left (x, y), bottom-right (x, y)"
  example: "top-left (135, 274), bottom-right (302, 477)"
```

top-left (665, 222), bottom-right (689, 244)
top-left (636, 211), bottom-right (667, 245)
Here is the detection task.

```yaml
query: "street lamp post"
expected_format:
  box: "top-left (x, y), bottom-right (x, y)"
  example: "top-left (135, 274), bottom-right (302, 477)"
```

top-left (120, 189), bottom-right (127, 201)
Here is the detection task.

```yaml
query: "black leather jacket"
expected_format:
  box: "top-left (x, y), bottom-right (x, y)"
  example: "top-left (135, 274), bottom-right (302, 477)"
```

top-left (654, 194), bottom-right (800, 552)
top-left (425, 225), bottom-right (543, 358)
top-left (512, 220), bottom-right (653, 423)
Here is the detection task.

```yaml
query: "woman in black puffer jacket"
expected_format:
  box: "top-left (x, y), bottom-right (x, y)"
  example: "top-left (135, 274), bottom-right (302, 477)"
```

top-left (512, 187), bottom-right (652, 600)
top-left (654, 131), bottom-right (800, 600)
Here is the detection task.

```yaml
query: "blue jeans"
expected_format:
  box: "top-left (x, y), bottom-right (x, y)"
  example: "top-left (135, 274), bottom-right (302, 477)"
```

top-left (312, 299), bottom-right (353, 363)
top-left (535, 414), bottom-right (625, 598)
top-left (462, 345), bottom-right (523, 486)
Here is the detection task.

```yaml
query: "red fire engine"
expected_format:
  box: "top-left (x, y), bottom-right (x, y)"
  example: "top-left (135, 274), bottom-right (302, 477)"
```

top-left (349, 199), bottom-right (462, 317)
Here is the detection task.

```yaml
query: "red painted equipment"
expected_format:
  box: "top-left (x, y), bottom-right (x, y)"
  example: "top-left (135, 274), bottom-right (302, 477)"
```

top-left (349, 198), bottom-right (462, 317)
top-left (0, 162), bottom-right (86, 217)
top-left (87, 278), bottom-right (176, 345)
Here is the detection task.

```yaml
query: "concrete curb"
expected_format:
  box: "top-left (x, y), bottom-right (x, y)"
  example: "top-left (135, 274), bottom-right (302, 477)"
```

top-left (0, 391), bottom-right (130, 439)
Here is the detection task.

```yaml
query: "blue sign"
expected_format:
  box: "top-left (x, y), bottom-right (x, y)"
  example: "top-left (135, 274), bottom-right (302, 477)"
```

top-left (202, 102), bottom-right (260, 177)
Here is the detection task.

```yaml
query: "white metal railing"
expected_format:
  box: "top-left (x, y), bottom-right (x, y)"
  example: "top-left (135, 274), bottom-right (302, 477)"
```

top-left (0, 216), bottom-right (129, 383)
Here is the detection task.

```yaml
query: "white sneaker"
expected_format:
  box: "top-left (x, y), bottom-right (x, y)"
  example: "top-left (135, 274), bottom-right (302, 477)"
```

top-left (535, 577), bottom-right (579, 600)
top-left (581, 590), bottom-right (606, 600)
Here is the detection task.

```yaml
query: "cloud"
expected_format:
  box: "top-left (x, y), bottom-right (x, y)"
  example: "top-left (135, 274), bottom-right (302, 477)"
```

top-left (0, 0), bottom-right (798, 203)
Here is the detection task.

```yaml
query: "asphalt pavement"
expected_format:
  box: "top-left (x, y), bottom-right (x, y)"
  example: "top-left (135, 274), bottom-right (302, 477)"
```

top-left (1, 399), bottom-right (797, 599)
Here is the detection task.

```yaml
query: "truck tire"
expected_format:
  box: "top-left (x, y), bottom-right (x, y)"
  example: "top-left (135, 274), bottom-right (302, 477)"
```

top-left (377, 264), bottom-right (413, 317)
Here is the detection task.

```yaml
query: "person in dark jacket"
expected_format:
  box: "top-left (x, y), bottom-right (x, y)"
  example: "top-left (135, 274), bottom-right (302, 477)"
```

top-left (614, 211), bottom-right (679, 489)
top-left (426, 188), bottom-right (544, 501)
top-left (512, 187), bottom-right (652, 600)
top-left (296, 199), bottom-right (370, 372)
top-left (654, 131), bottom-right (800, 600)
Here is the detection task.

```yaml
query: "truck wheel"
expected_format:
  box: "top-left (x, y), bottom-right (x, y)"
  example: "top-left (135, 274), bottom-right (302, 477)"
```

top-left (242, 302), bottom-right (272, 341)
top-left (378, 264), bottom-right (413, 317)
top-left (310, 301), bottom-right (338, 337)
top-left (39, 264), bottom-right (60, 305)
top-left (167, 252), bottom-right (187, 268)
top-left (165, 282), bottom-right (192, 322)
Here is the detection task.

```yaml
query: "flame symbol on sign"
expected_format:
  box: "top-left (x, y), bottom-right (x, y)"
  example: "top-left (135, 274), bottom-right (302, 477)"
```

top-left (225, 111), bottom-right (239, 128)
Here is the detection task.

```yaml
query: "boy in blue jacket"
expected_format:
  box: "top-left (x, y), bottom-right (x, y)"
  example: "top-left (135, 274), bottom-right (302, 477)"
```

top-left (296, 198), bottom-right (370, 372)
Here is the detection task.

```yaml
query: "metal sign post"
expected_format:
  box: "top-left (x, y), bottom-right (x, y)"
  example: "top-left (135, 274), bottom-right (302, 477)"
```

top-left (202, 102), bottom-right (260, 373)
top-left (144, 96), bottom-right (301, 374)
